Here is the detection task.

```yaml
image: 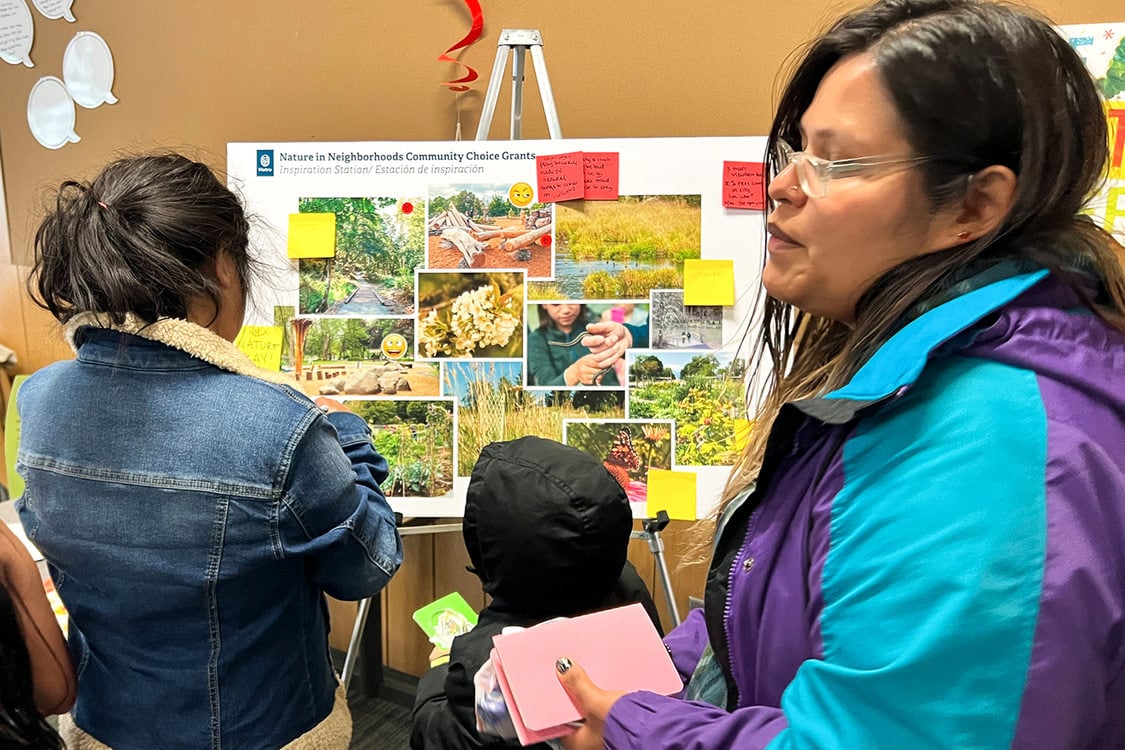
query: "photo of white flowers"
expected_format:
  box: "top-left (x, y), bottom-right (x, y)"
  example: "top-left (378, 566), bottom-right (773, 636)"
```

top-left (415, 270), bottom-right (525, 359)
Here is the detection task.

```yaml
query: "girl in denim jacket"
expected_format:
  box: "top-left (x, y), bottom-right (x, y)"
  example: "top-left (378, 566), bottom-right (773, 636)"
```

top-left (16, 153), bottom-right (403, 749)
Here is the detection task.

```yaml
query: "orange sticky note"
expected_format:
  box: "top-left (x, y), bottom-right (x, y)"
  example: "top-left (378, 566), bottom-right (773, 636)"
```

top-left (734, 418), bottom-right (753, 452)
top-left (722, 161), bottom-right (765, 210)
top-left (683, 259), bottom-right (735, 306)
top-left (288, 213), bottom-right (337, 258)
top-left (536, 152), bottom-right (585, 203)
top-left (234, 325), bottom-right (284, 371)
top-left (582, 152), bottom-right (619, 200)
top-left (646, 468), bottom-right (697, 520)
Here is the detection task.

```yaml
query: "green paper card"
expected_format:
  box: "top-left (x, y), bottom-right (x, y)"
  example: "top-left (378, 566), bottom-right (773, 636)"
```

top-left (412, 592), bottom-right (478, 649)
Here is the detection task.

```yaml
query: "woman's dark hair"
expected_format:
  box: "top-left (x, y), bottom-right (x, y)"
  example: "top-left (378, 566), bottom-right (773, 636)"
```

top-left (31, 153), bottom-right (252, 326)
top-left (538, 303), bottom-right (588, 331)
top-left (719, 0), bottom-right (1125, 511)
top-left (0, 590), bottom-right (64, 750)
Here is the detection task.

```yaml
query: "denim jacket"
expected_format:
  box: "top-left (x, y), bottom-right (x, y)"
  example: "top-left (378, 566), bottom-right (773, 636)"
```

top-left (15, 314), bottom-right (403, 750)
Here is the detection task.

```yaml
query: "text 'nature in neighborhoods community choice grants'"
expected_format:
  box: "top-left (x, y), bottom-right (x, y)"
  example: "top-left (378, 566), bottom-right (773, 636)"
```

top-left (275, 149), bottom-right (538, 176)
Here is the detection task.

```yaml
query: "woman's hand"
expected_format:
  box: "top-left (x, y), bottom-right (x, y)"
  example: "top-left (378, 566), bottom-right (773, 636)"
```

top-left (556, 657), bottom-right (626, 750)
top-left (428, 644), bottom-right (450, 667)
top-left (315, 396), bottom-right (352, 414)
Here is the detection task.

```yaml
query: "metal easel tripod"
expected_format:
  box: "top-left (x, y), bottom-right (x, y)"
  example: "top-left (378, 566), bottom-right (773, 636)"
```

top-left (476, 29), bottom-right (562, 139)
top-left (634, 510), bottom-right (682, 627)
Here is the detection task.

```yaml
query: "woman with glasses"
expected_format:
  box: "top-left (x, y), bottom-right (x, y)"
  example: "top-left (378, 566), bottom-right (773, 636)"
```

top-left (554, 0), bottom-right (1125, 747)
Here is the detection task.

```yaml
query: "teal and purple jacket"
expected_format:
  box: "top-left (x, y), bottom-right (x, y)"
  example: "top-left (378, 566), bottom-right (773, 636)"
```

top-left (605, 269), bottom-right (1125, 748)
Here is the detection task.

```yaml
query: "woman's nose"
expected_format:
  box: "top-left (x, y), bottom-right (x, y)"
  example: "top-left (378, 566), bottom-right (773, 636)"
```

top-left (767, 164), bottom-right (806, 206)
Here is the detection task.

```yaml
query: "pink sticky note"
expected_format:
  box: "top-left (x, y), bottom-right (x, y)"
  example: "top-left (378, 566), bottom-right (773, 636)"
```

top-left (722, 161), bottom-right (765, 210)
top-left (582, 152), bottom-right (620, 200)
top-left (536, 152), bottom-right (585, 203)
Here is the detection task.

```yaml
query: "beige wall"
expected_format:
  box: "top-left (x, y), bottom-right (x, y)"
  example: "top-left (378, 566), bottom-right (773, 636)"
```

top-left (2, 0), bottom-right (1120, 263)
top-left (1, 0), bottom-right (1118, 677)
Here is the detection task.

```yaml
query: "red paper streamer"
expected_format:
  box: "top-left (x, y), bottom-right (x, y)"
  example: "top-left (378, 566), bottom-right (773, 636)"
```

top-left (438, 0), bottom-right (484, 91)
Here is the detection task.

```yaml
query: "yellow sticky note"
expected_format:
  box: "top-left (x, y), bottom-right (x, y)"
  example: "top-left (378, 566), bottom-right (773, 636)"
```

top-left (235, 326), bottom-right (284, 371)
top-left (5, 375), bottom-right (28, 500)
top-left (646, 468), bottom-right (697, 521)
top-left (288, 213), bottom-right (337, 258)
top-left (734, 419), bottom-right (753, 452)
top-left (683, 259), bottom-right (735, 306)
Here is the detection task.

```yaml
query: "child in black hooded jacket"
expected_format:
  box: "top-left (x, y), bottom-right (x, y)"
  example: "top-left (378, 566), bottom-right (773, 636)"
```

top-left (410, 436), bottom-right (662, 750)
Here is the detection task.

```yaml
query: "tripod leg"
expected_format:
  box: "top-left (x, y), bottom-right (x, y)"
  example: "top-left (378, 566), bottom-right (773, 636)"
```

top-left (529, 44), bottom-right (563, 138)
top-left (340, 596), bottom-right (371, 689)
top-left (646, 530), bottom-right (682, 627)
top-left (475, 44), bottom-right (511, 140)
top-left (510, 45), bottom-right (527, 139)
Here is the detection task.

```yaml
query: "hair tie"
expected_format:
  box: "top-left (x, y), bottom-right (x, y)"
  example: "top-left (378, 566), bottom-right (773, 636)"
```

top-left (96, 200), bottom-right (109, 210)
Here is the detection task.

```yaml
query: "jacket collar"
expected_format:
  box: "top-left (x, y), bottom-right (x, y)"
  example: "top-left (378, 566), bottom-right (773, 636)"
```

top-left (794, 268), bottom-right (1049, 424)
top-left (66, 312), bottom-right (293, 386)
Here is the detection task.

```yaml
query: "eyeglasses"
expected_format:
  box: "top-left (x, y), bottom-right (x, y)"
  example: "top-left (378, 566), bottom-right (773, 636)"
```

top-left (772, 139), bottom-right (932, 199)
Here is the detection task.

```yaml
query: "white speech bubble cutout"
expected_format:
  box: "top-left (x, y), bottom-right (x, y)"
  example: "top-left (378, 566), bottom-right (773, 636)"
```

top-left (31, 0), bottom-right (73, 21)
top-left (0, 0), bottom-right (35, 67)
top-left (27, 76), bottom-right (80, 149)
top-left (63, 31), bottom-right (116, 107)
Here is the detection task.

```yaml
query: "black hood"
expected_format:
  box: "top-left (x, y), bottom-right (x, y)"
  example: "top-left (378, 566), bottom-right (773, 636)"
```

top-left (463, 436), bottom-right (632, 616)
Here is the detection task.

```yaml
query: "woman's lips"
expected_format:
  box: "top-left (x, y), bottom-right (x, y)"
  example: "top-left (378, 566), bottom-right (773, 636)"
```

top-left (767, 224), bottom-right (800, 251)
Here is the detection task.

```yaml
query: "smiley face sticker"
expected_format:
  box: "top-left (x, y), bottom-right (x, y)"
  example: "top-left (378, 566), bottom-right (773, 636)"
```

top-left (381, 333), bottom-right (409, 360)
top-left (508, 182), bottom-right (534, 208)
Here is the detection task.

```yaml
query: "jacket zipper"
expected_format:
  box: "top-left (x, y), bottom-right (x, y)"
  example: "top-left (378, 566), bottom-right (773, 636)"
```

top-left (722, 502), bottom-right (763, 709)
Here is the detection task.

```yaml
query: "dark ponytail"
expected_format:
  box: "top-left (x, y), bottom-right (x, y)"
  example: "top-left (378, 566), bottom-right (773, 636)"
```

top-left (31, 153), bottom-right (252, 325)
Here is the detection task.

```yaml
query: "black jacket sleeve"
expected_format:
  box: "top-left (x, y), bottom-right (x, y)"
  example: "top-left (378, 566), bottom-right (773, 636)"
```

top-left (410, 657), bottom-right (487, 750)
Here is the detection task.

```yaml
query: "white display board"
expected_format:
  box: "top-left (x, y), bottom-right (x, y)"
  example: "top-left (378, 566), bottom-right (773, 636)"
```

top-left (228, 137), bottom-right (766, 518)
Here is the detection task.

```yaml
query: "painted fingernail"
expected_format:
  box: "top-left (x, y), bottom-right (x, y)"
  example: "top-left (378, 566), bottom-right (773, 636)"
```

top-left (556, 657), bottom-right (572, 674)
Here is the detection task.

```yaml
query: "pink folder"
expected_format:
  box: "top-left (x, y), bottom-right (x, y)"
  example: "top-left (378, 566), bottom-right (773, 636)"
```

top-left (490, 603), bottom-right (683, 745)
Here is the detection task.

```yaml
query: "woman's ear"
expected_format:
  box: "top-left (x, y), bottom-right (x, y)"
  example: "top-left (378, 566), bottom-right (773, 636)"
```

top-left (950, 165), bottom-right (1018, 245)
top-left (213, 249), bottom-right (242, 292)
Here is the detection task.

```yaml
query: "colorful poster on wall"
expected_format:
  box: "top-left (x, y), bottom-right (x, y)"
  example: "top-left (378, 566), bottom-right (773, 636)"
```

top-left (1060, 23), bottom-right (1125, 243)
top-left (227, 137), bottom-right (765, 518)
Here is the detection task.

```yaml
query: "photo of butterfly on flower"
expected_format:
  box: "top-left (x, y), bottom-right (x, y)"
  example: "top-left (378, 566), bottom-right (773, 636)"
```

top-left (562, 421), bottom-right (675, 505)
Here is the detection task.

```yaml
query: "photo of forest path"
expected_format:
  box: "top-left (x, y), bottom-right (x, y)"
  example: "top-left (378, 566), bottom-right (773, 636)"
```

top-left (298, 196), bottom-right (423, 315)
top-left (444, 361), bottom-right (625, 476)
top-left (427, 186), bottom-right (553, 278)
top-left (528, 196), bottom-right (700, 300)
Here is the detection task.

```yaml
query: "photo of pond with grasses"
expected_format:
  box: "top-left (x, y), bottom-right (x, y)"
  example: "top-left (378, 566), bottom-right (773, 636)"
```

top-left (528, 195), bottom-right (701, 300)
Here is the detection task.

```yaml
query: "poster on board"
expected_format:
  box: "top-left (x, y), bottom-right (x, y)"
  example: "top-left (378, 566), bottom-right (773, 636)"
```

top-left (1059, 23), bottom-right (1125, 243)
top-left (227, 137), bottom-right (767, 518)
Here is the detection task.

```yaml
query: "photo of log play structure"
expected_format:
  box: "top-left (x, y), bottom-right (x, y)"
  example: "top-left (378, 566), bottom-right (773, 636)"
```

top-left (426, 182), bottom-right (554, 278)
